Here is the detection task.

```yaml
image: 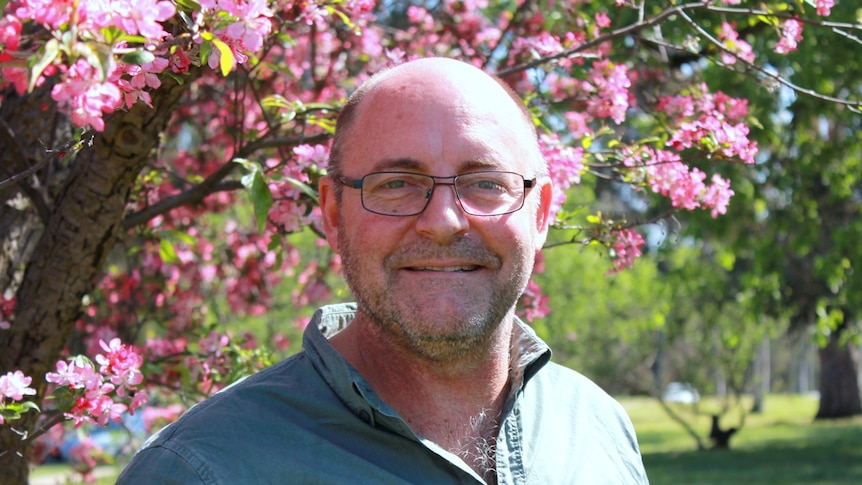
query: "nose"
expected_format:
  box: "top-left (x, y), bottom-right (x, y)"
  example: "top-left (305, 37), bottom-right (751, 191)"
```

top-left (414, 182), bottom-right (470, 243)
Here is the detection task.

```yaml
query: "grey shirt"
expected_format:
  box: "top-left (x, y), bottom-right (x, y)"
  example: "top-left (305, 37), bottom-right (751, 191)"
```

top-left (117, 303), bottom-right (649, 484)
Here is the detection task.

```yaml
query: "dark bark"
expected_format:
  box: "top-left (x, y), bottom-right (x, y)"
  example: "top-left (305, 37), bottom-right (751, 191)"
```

top-left (0, 71), bottom-right (196, 484)
top-left (815, 333), bottom-right (862, 419)
top-left (709, 414), bottom-right (737, 449)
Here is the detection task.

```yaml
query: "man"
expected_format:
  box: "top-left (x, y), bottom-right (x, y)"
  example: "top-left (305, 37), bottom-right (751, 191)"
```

top-left (117, 58), bottom-right (649, 484)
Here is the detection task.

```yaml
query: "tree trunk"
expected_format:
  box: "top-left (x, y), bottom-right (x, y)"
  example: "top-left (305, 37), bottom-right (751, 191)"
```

top-left (0, 72), bottom-right (196, 484)
top-left (815, 332), bottom-right (862, 419)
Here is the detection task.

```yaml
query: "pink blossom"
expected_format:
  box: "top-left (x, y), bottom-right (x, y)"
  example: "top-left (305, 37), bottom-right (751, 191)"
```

top-left (0, 370), bottom-right (36, 401)
top-left (95, 338), bottom-right (144, 389)
top-left (170, 49), bottom-right (192, 74)
top-left (14, 0), bottom-right (75, 29)
top-left (718, 22), bottom-right (755, 64)
top-left (0, 295), bottom-right (13, 330)
top-left (46, 359), bottom-right (101, 390)
top-left (539, 134), bottom-right (585, 219)
top-left (701, 174), bottom-right (734, 218)
top-left (518, 279), bottom-right (551, 322)
top-left (775, 19), bottom-right (803, 54)
top-left (584, 60), bottom-right (631, 124)
top-left (407, 6), bottom-right (434, 28)
top-left (608, 229), bottom-right (645, 273)
top-left (120, 57), bottom-right (169, 108)
top-left (0, 65), bottom-right (29, 94)
top-left (816, 0), bottom-right (834, 17)
top-left (69, 437), bottom-right (104, 482)
top-left (224, 11), bottom-right (273, 52)
top-left (293, 144), bottom-right (330, 168)
top-left (129, 390), bottom-right (149, 414)
top-left (111, 0), bottom-right (175, 39)
top-left (0, 14), bottom-right (22, 51)
top-left (143, 403), bottom-right (185, 432)
top-left (594, 12), bottom-right (611, 29)
top-left (51, 59), bottom-right (122, 131)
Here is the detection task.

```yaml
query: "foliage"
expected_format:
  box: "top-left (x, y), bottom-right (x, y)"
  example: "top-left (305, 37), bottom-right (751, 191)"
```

top-left (1, 0), bottom-right (860, 481)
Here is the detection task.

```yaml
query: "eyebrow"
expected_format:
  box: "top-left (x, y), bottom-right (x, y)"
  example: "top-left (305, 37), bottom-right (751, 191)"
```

top-left (371, 157), bottom-right (505, 173)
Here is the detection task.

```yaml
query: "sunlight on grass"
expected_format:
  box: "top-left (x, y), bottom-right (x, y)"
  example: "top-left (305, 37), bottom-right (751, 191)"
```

top-left (622, 394), bottom-right (862, 485)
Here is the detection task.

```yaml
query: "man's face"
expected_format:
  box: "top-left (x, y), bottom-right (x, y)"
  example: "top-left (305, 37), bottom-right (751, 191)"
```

top-left (321, 66), bottom-right (551, 361)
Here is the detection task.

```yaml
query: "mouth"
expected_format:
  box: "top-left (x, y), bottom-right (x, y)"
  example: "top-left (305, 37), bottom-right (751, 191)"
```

top-left (405, 265), bottom-right (481, 272)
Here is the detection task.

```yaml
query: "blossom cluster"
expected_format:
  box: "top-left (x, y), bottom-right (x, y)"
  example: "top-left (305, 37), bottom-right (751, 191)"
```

top-left (658, 83), bottom-right (758, 165)
top-left (0, 370), bottom-right (37, 425)
top-left (609, 229), bottom-right (646, 274)
top-left (45, 339), bottom-right (147, 427)
top-left (0, 0), bottom-right (274, 130)
top-left (539, 133), bottom-right (586, 220)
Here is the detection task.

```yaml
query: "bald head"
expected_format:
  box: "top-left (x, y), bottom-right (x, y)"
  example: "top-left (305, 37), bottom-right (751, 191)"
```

top-left (328, 58), bottom-right (544, 180)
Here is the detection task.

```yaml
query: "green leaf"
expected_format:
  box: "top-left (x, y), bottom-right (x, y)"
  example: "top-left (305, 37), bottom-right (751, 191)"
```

top-left (74, 41), bottom-right (114, 82)
top-left (159, 238), bottom-right (180, 264)
top-left (17, 400), bottom-right (41, 414)
top-left (51, 385), bottom-right (80, 413)
top-left (29, 38), bottom-right (60, 93)
top-left (261, 95), bottom-right (293, 109)
top-left (175, 0), bottom-right (202, 10)
top-left (121, 49), bottom-right (156, 66)
top-left (284, 177), bottom-right (319, 204)
top-left (235, 159), bottom-right (274, 234)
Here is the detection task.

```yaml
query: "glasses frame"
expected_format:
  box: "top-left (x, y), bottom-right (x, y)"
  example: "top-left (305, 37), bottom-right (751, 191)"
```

top-left (335, 170), bottom-right (536, 217)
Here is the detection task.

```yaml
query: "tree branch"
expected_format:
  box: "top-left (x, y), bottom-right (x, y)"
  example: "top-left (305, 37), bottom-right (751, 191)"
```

top-left (122, 132), bottom-right (331, 230)
top-left (676, 9), bottom-right (862, 109)
top-left (498, 1), bottom-right (861, 110)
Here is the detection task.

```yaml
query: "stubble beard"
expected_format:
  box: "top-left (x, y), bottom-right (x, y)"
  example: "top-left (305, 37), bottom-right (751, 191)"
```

top-left (337, 226), bottom-right (533, 363)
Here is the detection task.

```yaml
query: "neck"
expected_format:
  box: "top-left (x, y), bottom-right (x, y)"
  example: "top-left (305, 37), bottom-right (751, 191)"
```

top-left (331, 314), bottom-right (513, 484)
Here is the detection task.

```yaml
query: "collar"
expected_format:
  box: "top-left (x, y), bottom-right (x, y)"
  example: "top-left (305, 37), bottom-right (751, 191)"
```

top-left (302, 302), bottom-right (552, 427)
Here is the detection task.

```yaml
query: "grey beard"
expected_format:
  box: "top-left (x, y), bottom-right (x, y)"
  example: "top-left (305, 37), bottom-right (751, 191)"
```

top-left (338, 231), bottom-right (531, 362)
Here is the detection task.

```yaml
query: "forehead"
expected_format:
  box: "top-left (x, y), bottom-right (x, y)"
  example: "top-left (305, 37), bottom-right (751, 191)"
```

top-left (343, 75), bottom-right (536, 175)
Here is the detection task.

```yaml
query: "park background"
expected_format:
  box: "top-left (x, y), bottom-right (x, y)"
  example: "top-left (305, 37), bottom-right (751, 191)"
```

top-left (2, 0), bottom-right (861, 483)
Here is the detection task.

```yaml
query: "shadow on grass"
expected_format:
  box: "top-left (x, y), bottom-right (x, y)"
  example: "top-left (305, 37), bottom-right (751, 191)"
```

top-left (644, 421), bottom-right (862, 485)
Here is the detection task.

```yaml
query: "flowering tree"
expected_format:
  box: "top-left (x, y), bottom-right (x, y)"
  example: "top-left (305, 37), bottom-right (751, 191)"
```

top-left (0, 0), bottom-right (857, 482)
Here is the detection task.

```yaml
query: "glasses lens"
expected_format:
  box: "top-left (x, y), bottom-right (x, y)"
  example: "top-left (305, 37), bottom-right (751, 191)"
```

top-left (361, 172), bottom-right (434, 216)
top-left (455, 172), bottom-right (526, 216)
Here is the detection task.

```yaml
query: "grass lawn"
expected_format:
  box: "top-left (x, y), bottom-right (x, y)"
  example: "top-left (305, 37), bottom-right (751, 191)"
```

top-left (623, 394), bottom-right (862, 485)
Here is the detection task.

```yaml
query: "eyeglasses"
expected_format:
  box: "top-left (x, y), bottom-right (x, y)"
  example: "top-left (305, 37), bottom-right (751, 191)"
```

top-left (336, 171), bottom-right (536, 217)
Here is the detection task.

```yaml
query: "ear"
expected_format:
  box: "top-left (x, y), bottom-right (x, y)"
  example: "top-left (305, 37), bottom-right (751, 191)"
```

top-left (532, 176), bottom-right (553, 250)
top-left (318, 176), bottom-right (341, 254)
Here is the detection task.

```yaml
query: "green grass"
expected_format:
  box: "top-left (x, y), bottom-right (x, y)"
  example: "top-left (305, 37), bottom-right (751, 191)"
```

top-left (621, 394), bottom-right (862, 485)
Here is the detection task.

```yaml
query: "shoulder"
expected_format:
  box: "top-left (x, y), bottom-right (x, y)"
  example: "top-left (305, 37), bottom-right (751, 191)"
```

top-left (517, 361), bottom-right (649, 482)
top-left (120, 351), bottom-right (344, 482)
top-left (527, 361), bottom-right (617, 404)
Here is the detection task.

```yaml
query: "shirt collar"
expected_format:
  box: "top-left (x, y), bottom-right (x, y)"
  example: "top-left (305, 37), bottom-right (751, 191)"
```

top-left (303, 302), bottom-right (552, 420)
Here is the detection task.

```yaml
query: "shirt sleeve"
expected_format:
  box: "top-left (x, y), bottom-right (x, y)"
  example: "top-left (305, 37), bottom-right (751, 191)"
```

top-left (116, 445), bottom-right (208, 485)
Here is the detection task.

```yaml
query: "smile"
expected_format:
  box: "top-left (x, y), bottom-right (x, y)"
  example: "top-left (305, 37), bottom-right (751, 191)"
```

top-left (406, 266), bottom-right (479, 272)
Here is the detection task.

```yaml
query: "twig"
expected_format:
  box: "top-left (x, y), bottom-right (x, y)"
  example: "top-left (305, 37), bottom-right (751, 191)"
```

top-left (676, 8), bottom-right (861, 108)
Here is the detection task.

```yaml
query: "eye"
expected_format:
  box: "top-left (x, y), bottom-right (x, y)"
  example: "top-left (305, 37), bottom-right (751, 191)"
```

top-left (380, 179), bottom-right (408, 190)
top-left (473, 179), bottom-right (507, 191)
top-left (370, 175), bottom-right (414, 190)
